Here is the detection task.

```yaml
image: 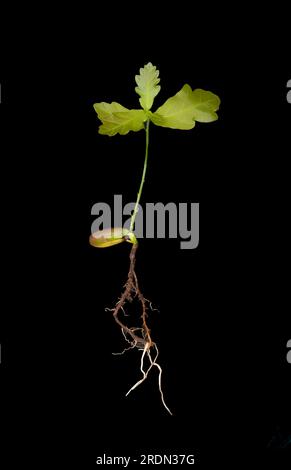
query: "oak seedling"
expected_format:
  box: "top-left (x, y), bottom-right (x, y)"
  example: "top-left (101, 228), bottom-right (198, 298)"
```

top-left (91, 62), bottom-right (220, 414)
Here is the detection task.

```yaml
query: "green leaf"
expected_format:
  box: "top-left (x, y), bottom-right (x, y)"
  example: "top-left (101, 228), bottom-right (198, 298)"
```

top-left (135, 62), bottom-right (161, 111)
top-left (93, 102), bottom-right (146, 136)
top-left (150, 84), bottom-right (220, 130)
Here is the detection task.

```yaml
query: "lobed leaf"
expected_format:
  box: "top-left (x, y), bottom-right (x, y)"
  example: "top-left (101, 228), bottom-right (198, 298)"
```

top-left (93, 102), bottom-right (147, 136)
top-left (135, 62), bottom-right (161, 111)
top-left (150, 84), bottom-right (220, 130)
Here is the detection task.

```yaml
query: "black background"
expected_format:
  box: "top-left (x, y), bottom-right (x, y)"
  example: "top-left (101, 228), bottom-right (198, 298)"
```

top-left (1, 5), bottom-right (290, 467)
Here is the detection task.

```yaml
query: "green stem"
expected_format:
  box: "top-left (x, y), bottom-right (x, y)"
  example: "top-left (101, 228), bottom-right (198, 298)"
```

top-left (129, 119), bottom-right (150, 233)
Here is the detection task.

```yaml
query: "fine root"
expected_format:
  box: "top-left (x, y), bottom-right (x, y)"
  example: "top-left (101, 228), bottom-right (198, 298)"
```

top-left (125, 342), bottom-right (173, 416)
top-left (107, 243), bottom-right (172, 415)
